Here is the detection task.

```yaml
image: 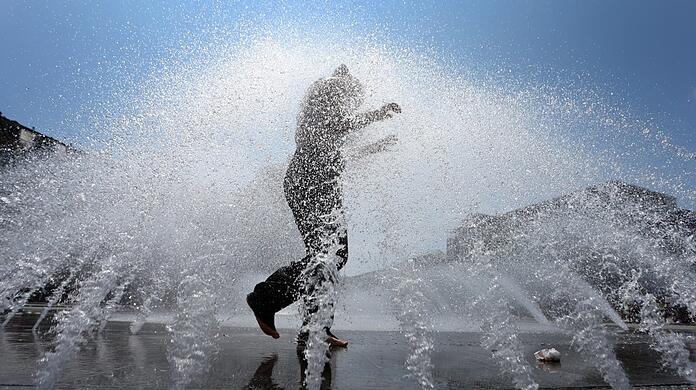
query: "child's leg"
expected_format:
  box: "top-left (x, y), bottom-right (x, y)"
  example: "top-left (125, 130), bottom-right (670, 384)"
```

top-left (297, 211), bottom-right (349, 346)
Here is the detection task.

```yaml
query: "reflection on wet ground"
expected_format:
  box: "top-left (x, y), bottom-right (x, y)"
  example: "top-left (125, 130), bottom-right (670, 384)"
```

top-left (1, 315), bottom-right (695, 389)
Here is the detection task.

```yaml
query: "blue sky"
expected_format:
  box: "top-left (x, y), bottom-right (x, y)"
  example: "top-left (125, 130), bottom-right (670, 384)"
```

top-left (1, 0), bottom-right (695, 152)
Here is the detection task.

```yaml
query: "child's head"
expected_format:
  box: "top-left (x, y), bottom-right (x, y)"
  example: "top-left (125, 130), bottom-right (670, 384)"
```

top-left (331, 64), bottom-right (365, 114)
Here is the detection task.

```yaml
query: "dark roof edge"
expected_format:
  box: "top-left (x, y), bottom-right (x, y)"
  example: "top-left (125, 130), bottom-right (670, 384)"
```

top-left (0, 112), bottom-right (77, 151)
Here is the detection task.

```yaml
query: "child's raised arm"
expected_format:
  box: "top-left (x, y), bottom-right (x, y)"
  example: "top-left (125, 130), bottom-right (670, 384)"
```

top-left (349, 103), bottom-right (402, 131)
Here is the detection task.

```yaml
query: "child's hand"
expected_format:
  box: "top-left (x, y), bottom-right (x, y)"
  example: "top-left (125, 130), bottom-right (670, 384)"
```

top-left (381, 103), bottom-right (402, 118)
top-left (386, 103), bottom-right (402, 113)
top-left (367, 135), bottom-right (398, 154)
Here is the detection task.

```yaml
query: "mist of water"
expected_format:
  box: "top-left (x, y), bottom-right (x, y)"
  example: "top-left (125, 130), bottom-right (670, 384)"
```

top-left (1, 24), bottom-right (695, 390)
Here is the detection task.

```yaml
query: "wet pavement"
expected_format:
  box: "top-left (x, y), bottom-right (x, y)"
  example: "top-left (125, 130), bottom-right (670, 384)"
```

top-left (1, 315), bottom-right (695, 389)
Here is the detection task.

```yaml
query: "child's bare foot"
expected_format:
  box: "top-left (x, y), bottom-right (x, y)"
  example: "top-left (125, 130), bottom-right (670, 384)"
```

top-left (246, 293), bottom-right (279, 339)
top-left (296, 329), bottom-right (349, 347)
top-left (327, 335), bottom-right (349, 348)
top-left (326, 329), bottom-right (348, 347)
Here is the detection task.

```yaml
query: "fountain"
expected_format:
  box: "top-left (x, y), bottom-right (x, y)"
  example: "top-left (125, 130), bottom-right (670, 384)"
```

top-left (1, 24), bottom-right (695, 390)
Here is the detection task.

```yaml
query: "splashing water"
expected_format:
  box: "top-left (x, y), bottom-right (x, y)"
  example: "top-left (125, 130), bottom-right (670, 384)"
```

top-left (470, 260), bottom-right (538, 390)
top-left (299, 252), bottom-right (341, 390)
top-left (478, 297), bottom-right (538, 390)
top-left (556, 299), bottom-right (631, 390)
top-left (638, 294), bottom-right (696, 383)
top-left (620, 273), bottom-right (696, 384)
top-left (390, 270), bottom-right (436, 390)
top-left (167, 276), bottom-right (220, 390)
top-left (0, 20), bottom-right (695, 390)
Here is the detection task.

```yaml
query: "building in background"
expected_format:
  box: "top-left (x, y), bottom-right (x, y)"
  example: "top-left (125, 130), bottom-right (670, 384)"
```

top-left (448, 181), bottom-right (695, 262)
top-left (446, 181), bottom-right (696, 322)
top-left (0, 113), bottom-right (77, 165)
